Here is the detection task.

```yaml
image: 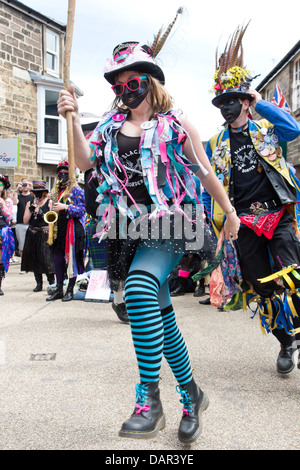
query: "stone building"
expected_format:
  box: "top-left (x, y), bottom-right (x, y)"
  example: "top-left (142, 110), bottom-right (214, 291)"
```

top-left (254, 40), bottom-right (300, 175)
top-left (0, 0), bottom-right (82, 189)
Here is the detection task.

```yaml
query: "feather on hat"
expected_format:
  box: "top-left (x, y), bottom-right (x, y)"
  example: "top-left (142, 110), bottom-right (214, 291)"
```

top-left (104, 7), bottom-right (183, 85)
top-left (212, 22), bottom-right (255, 108)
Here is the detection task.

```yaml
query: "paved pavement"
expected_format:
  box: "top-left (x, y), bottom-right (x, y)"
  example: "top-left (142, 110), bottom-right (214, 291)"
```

top-left (0, 260), bottom-right (299, 451)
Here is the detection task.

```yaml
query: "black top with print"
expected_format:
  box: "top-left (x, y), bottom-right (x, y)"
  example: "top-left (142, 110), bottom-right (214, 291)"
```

top-left (230, 128), bottom-right (278, 212)
top-left (116, 132), bottom-right (152, 205)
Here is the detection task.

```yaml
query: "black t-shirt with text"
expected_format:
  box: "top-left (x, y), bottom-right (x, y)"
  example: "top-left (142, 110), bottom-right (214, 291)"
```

top-left (230, 129), bottom-right (278, 211)
top-left (116, 132), bottom-right (152, 205)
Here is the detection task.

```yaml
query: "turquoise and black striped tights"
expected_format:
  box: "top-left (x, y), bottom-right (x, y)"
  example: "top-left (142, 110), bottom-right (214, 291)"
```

top-left (124, 246), bottom-right (193, 386)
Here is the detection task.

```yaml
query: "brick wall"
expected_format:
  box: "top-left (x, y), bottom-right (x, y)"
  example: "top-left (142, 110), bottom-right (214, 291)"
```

top-left (253, 53), bottom-right (300, 177)
top-left (0, 1), bottom-right (45, 184)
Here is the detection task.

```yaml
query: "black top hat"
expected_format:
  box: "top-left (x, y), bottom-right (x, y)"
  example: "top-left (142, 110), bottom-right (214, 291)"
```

top-left (31, 181), bottom-right (47, 192)
top-left (103, 42), bottom-right (165, 85)
top-left (56, 160), bottom-right (69, 173)
top-left (211, 22), bottom-right (255, 108)
top-left (103, 7), bottom-right (183, 86)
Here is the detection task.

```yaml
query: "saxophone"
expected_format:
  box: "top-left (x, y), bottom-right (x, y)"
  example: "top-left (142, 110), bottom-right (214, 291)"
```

top-left (44, 183), bottom-right (59, 245)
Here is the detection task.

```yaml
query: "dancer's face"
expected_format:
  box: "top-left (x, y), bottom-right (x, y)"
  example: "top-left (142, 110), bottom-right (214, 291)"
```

top-left (114, 71), bottom-right (149, 109)
top-left (58, 170), bottom-right (69, 186)
top-left (219, 97), bottom-right (243, 124)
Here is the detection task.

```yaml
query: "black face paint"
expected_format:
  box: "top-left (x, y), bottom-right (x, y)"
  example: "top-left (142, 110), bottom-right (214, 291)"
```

top-left (34, 191), bottom-right (44, 199)
top-left (58, 173), bottom-right (69, 185)
top-left (121, 81), bottom-right (149, 109)
top-left (220, 98), bottom-right (242, 124)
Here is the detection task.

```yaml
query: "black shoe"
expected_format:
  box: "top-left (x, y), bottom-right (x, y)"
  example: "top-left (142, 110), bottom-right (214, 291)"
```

top-left (62, 288), bottom-right (74, 302)
top-left (33, 284), bottom-right (43, 292)
top-left (277, 344), bottom-right (295, 374)
top-left (170, 285), bottom-right (186, 296)
top-left (193, 286), bottom-right (205, 297)
top-left (199, 297), bottom-right (210, 305)
top-left (112, 302), bottom-right (130, 323)
top-left (170, 278), bottom-right (188, 297)
top-left (119, 382), bottom-right (166, 439)
top-left (46, 285), bottom-right (63, 301)
top-left (177, 379), bottom-right (209, 443)
top-left (0, 289), bottom-right (3, 296)
top-left (62, 291), bottom-right (73, 301)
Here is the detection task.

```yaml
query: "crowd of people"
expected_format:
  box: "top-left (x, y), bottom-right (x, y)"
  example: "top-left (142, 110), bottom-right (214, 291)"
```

top-left (1, 15), bottom-right (300, 446)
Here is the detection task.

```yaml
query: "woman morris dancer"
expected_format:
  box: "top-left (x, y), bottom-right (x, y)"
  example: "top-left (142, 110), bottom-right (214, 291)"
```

top-left (22, 181), bottom-right (55, 292)
top-left (0, 174), bottom-right (15, 295)
top-left (57, 22), bottom-right (240, 443)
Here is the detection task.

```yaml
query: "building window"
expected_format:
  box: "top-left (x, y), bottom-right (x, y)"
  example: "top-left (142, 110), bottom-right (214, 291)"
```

top-left (44, 90), bottom-right (60, 144)
top-left (46, 175), bottom-right (56, 192)
top-left (35, 83), bottom-right (67, 164)
top-left (46, 29), bottom-right (59, 77)
top-left (292, 59), bottom-right (300, 111)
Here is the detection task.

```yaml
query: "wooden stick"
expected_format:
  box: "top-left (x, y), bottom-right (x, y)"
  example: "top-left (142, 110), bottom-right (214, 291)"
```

top-left (64, 0), bottom-right (76, 184)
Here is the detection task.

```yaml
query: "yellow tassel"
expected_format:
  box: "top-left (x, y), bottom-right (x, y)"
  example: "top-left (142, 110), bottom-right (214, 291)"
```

top-left (285, 291), bottom-right (299, 318)
top-left (258, 265), bottom-right (296, 283)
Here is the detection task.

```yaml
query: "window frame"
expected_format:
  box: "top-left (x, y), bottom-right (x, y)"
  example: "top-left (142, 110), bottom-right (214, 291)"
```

top-left (35, 81), bottom-right (67, 165)
top-left (292, 58), bottom-right (300, 112)
top-left (46, 28), bottom-right (60, 78)
top-left (37, 86), bottom-right (63, 149)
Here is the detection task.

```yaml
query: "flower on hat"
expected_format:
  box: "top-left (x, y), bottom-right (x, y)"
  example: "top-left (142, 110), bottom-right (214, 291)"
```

top-left (213, 66), bottom-right (251, 94)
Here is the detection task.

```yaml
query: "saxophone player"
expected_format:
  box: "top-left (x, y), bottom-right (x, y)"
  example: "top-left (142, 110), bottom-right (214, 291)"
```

top-left (46, 160), bottom-right (86, 302)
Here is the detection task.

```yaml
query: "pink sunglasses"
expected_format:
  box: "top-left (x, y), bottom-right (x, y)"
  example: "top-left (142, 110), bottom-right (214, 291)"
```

top-left (112, 75), bottom-right (147, 96)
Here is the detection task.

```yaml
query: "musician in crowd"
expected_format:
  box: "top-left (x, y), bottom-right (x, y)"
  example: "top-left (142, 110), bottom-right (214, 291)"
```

top-left (46, 160), bottom-right (86, 302)
top-left (22, 181), bottom-right (55, 292)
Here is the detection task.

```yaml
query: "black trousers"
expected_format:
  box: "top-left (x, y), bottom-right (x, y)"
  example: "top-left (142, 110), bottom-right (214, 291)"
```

top-left (236, 210), bottom-right (300, 346)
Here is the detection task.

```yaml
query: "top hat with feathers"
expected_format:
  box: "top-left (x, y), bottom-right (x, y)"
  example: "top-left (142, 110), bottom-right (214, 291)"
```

top-left (212, 22), bottom-right (256, 108)
top-left (104, 8), bottom-right (183, 85)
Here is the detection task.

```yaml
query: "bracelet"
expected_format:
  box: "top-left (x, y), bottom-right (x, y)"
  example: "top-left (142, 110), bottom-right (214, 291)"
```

top-left (225, 207), bottom-right (235, 215)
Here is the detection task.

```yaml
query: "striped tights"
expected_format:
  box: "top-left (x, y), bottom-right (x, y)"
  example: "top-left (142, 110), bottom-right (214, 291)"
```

top-left (125, 267), bottom-right (193, 386)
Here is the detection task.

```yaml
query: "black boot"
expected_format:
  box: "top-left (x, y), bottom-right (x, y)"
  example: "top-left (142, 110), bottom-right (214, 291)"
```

top-left (46, 284), bottom-right (63, 301)
top-left (199, 297), bottom-right (210, 305)
top-left (277, 344), bottom-right (296, 374)
top-left (0, 278), bottom-right (3, 295)
top-left (62, 285), bottom-right (74, 302)
top-left (119, 382), bottom-right (166, 439)
top-left (170, 277), bottom-right (188, 296)
top-left (193, 278), bottom-right (205, 297)
top-left (176, 379), bottom-right (209, 443)
top-left (33, 273), bottom-right (43, 292)
top-left (112, 302), bottom-right (130, 323)
top-left (272, 327), bottom-right (296, 374)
